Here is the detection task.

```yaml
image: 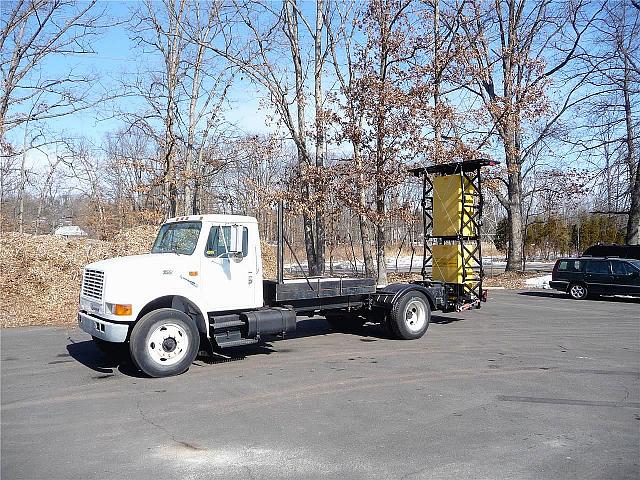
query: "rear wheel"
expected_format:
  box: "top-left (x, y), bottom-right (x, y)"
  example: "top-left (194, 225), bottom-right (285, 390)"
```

top-left (129, 308), bottom-right (199, 377)
top-left (568, 282), bottom-right (588, 300)
top-left (388, 291), bottom-right (431, 340)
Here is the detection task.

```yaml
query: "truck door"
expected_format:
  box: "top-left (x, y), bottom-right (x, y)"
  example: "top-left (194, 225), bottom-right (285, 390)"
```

top-left (201, 224), bottom-right (260, 311)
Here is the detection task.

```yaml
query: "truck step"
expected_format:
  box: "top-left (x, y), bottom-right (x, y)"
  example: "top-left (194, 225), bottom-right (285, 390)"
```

top-left (215, 338), bottom-right (259, 348)
top-left (212, 319), bottom-right (245, 329)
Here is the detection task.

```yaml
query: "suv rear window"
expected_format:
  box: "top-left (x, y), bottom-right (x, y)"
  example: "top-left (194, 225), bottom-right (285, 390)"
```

top-left (558, 260), bottom-right (583, 272)
top-left (585, 260), bottom-right (610, 274)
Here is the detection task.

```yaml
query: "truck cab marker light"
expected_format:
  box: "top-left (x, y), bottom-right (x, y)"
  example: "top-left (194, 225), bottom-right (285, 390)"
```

top-left (189, 271), bottom-right (198, 276)
top-left (114, 304), bottom-right (132, 316)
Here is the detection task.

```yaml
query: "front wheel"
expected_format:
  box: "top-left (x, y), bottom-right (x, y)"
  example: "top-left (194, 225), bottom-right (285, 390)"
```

top-left (388, 291), bottom-right (431, 340)
top-left (129, 308), bottom-right (199, 377)
top-left (568, 282), bottom-right (588, 300)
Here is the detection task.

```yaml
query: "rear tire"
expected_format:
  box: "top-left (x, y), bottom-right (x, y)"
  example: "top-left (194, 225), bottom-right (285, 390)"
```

top-left (129, 308), bottom-right (199, 377)
top-left (568, 282), bottom-right (588, 300)
top-left (388, 291), bottom-right (431, 340)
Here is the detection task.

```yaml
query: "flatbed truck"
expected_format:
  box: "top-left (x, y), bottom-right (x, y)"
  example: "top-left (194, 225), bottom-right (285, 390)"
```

top-left (78, 160), bottom-right (494, 377)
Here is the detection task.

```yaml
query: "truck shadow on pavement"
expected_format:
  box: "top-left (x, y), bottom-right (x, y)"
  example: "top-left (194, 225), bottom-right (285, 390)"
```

top-left (67, 314), bottom-right (467, 377)
top-left (66, 341), bottom-right (147, 377)
top-left (518, 291), bottom-right (640, 303)
top-left (431, 314), bottom-right (466, 324)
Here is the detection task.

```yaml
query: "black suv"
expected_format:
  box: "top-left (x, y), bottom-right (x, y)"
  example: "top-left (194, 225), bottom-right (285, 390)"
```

top-left (583, 244), bottom-right (640, 260)
top-left (550, 257), bottom-right (640, 299)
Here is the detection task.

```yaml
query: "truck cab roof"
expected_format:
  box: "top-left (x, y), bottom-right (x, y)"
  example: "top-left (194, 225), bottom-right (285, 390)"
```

top-left (164, 214), bottom-right (258, 224)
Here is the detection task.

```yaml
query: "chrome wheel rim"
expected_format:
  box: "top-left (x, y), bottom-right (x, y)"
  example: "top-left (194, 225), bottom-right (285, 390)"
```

top-left (570, 285), bottom-right (585, 298)
top-left (404, 300), bottom-right (427, 332)
top-left (147, 323), bottom-right (189, 366)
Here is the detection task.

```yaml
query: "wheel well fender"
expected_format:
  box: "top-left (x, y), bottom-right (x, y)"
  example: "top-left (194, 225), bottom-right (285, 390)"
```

top-left (374, 283), bottom-right (438, 311)
top-left (136, 295), bottom-right (207, 335)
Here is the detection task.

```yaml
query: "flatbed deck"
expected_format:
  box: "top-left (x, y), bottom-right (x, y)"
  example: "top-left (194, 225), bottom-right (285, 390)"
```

top-left (263, 277), bottom-right (376, 303)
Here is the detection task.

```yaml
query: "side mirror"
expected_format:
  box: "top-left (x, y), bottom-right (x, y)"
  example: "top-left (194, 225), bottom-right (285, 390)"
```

top-left (228, 225), bottom-right (244, 261)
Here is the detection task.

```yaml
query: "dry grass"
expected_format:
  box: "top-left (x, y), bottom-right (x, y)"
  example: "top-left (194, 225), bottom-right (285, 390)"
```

top-left (0, 227), bottom-right (156, 328)
top-left (0, 225), bottom-right (522, 329)
top-left (261, 241), bottom-right (277, 280)
top-left (483, 271), bottom-right (546, 289)
top-left (0, 227), bottom-right (279, 328)
top-left (387, 270), bottom-right (546, 290)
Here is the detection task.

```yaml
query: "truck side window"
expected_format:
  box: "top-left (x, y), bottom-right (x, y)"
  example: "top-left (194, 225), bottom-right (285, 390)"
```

top-left (205, 226), bottom-right (249, 258)
top-left (205, 226), bottom-right (230, 257)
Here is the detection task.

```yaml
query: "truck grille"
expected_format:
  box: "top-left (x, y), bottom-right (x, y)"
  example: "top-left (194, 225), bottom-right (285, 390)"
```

top-left (82, 269), bottom-right (104, 301)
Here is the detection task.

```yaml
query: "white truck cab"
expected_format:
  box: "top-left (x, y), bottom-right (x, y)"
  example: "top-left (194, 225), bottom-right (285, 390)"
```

top-left (79, 215), bottom-right (278, 375)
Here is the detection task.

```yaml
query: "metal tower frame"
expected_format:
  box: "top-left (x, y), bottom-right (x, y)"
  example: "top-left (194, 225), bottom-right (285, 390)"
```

top-left (409, 159), bottom-right (497, 310)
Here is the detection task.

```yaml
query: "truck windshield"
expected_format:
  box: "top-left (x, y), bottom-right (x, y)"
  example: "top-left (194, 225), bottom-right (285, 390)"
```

top-left (151, 221), bottom-right (201, 255)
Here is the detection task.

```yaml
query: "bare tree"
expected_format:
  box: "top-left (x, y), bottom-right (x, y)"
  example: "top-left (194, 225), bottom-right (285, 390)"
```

top-left (1, 0), bottom-right (107, 231)
top-left (206, 0), bottom-right (330, 275)
top-left (588, 2), bottom-right (639, 243)
top-left (325, 0), bottom-right (376, 276)
top-left (458, 0), bottom-right (602, 270)
top-left (126, 0), bottom-right (234, 218)
top-left (333, 0), bottom-right (432, 285)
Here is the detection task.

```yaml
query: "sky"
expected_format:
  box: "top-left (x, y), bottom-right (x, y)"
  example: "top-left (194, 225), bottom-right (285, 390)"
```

top-left (5, 0), bottom-right (631, 189)
top-left (12, 0), bottom-right (275, 148)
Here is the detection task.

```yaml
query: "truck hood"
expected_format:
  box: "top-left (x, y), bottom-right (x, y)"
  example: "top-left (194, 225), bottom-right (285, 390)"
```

top-left (85, 253), bottom-right (189, 274)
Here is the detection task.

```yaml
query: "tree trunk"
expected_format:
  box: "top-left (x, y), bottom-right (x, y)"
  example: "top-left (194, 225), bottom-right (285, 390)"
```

top-left (627, 163), bottom-right (640, 245)
top-left (162, 0), bottom-right (185, 219)
top-left (376, 184), bottom-right (388, 285)
top-left (354, 145), bottom-right (375, 276)
top-left (505, 160), bottom-right (524, 271)
top-left (18, 125), bottom-right (27, 233)
top-left (433, 0), bottom-right (442, 164)
top-left (314, 0), bottom-right (325, 274)
top-left (623, 53), bottom-right (639, 244)
top-left (286, 0), bottom-right (318, 275)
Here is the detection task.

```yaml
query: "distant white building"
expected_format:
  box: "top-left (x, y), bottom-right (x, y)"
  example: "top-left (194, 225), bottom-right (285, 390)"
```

top-left (53, 225), bottom-right (88, 238)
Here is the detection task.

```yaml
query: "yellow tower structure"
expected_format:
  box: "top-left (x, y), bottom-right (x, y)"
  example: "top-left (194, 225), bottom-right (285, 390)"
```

top-left (409, 159), bottom-right (496, 311)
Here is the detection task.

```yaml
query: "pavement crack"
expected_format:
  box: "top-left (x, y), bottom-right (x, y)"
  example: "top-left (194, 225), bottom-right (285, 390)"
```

top-left (136, 399), bottom-right (200, 450)
top-left (401, 465), bottom-right (430, 480)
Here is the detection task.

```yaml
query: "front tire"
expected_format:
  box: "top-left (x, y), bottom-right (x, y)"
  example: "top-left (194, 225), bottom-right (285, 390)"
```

top-left (568, 282), bottom-right (588, 300)
top-left (129, 308), bottom-right (199, 377)
top-left (388, 291), bottom-right (431, 340)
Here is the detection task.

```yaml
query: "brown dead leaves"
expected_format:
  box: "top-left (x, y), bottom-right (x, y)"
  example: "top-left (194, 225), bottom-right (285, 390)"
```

top-left (0, 227), bottom-right (278, 328)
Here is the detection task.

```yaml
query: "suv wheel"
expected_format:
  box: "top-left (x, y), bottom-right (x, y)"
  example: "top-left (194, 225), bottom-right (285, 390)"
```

top-left (568, 282), bottom-right (588, 300)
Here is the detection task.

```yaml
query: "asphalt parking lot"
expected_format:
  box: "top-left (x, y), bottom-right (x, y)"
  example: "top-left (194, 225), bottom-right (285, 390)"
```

top-left (2, 290), bottom-right (639, 480)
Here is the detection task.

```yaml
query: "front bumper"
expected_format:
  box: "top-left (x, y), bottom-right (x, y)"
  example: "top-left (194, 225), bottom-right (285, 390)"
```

top-left (78, 312), bottom-right (129, 343)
